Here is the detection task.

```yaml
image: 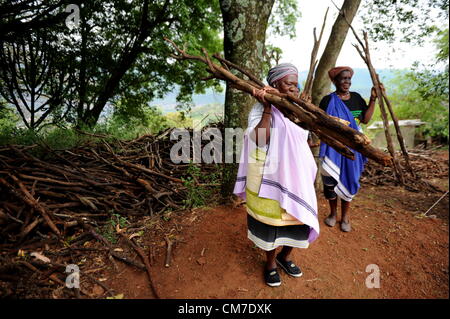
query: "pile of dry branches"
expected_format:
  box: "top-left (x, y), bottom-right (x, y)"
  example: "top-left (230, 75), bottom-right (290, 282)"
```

top-left (0, 127), bottom-right (224, 298)
top-left (361, 148), bottom-right (448, 193)
top-left (0, 128), bottom-right (220, 246)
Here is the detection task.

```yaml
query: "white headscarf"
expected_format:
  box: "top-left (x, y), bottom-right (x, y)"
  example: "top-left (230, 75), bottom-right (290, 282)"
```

top-left (266, 63), bottom-right (298, 87)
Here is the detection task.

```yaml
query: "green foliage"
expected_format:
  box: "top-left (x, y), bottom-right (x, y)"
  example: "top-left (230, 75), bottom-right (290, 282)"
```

top-left (0, 107), bottom-right (19, 144)
top-left (371, 70), bottom-right (448, 140)
top-left (100, 106), bottom-right (169, 140)
top-left (40, 127), bottom-right (81, 150)
top-left (264, 0), bottom-right (301, 70)
top-left (100, 213), bottom-right (129, 244)
top-left (165, 112), bottom-right (193, 128)
top-left (361, 0), bottom-right (448, 44)
top-left (181, 163), bottom-right (221, 208)
top-left (268, 0), bottom-right (300, 39)
top-left (435, 27), bottom-right (449, 62)
top-left (181, 164), bottom-right (208, 208)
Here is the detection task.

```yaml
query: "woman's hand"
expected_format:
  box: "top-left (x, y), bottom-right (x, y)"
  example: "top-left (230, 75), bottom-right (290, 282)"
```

top-left (299, 92), bottom-right (312, 102)
top-left (370, 87), bottom-right (377, 101)
top-left (370, 84), bottom-right (385, 100)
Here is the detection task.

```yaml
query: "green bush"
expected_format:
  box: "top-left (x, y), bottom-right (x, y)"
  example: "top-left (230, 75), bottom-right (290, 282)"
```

top-left (370, 71), bottom-right (448, 141)
top-left (100, 106), bottom-right (169, 139)
top-left (0, 104), bottom-right (172, 148)
top-left (181, 162), bottom-right (221, 209)
top-left (0, 107), bottom-right (19, 145)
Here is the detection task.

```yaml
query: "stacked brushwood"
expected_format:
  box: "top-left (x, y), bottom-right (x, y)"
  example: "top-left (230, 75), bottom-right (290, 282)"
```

top-left (361, 148), bottom-right (448, 193)
top-left (0, 127), bottom-right (221, 246)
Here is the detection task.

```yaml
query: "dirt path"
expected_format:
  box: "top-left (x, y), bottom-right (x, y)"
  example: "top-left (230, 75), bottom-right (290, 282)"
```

top-left (105, 185), bottom-right (449, 299)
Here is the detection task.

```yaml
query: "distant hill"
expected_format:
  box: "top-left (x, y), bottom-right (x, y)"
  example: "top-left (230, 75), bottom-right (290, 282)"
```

top-left (154, 68), bottom-right (405, 116)
top-left (152, 88), bottom-right (225, 114)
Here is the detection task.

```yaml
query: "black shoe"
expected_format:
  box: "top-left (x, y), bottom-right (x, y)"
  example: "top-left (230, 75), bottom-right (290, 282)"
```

top-left (264, 268), bottom-right (281, 287)
top-left (276, 256), bottom-right (303, 277)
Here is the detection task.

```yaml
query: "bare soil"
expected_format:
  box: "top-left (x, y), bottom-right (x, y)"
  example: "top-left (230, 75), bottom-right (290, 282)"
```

top-left (103, 183), bottom-right (449, 299)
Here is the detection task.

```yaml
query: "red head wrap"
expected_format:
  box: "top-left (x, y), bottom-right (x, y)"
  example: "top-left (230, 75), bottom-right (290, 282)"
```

top-left (328, 66), bottom-right (354, 82)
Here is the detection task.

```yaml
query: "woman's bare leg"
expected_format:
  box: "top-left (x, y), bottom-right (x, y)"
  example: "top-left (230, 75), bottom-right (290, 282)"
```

top-left (278, 246), bottom-right (293, 261)
top-left (340, 199), bottom-right (352, 232)
top-left (325, 197), bottom-right (338, 226)
top-left (341, 199), bottom-right (351, 224)
top-left (265, 249), bottom-right (277, 270)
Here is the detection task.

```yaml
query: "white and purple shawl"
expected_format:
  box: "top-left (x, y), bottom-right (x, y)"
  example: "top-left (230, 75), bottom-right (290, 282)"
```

top-left (233, 106), bottom-right (320, 243)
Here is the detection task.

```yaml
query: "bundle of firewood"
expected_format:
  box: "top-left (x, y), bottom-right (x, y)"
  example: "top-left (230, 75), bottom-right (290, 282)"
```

top-left (165, 38), bottom-right (392, 167)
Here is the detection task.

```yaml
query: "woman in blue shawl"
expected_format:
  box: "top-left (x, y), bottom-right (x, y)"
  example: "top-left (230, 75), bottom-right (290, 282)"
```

top-left (318, 66), bottom-right (378, 232)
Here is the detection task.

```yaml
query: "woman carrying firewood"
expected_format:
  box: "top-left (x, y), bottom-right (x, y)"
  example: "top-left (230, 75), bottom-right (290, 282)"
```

top-left (233, 63), bottom-right (319, 287)
top-left (318, 66), bottom-right (377, 232)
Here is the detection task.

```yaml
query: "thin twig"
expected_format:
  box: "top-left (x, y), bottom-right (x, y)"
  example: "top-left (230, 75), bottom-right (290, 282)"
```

top-left (424, 191), bottom-right (449, 216)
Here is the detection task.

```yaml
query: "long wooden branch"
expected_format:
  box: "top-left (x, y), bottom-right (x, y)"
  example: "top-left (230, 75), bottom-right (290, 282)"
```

top-left (165, 38), bottom-right (391, 166)
top-left (117, 231), bottom-right (160, 299)
top-left (0, 175), bottom-right (61, 237)
top-left (377, 73), bottom-right (415, 176)
top-left (302, 7), bottom-right (329, 99)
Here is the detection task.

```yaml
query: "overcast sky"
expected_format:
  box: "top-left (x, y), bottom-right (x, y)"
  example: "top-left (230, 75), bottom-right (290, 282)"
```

top-left (267, 0), bottom-right (441, 71)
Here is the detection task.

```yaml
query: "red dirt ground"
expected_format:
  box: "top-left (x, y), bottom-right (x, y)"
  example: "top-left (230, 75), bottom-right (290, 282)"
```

top-left (102, 183), bottom-right (449, 299)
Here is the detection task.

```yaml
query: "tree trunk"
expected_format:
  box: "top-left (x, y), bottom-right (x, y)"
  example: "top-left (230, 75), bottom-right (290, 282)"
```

top-left (219, 0), bottom-right (275, 198)
top-left (311, 0), bottom-right (361, 105)
top-left (310, 0), bottom-right (361, 191)
top-left (76, 9), bottom-right (88, 127)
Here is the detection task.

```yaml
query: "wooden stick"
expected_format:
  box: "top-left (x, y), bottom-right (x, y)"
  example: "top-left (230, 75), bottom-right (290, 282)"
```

top-left (164, 235), bottom-right (173, 268)
top-left (18, 174), bottom-right (86, 187)
top-left (102, 140), bottom-right (184, 183)
top-left (2, 175), bottom-right (61, 236)
top-left (213, 53), bottom-right (265, 87)
top-left (424, 191), bottom-right (449, 216)
top-left (303, 7), bottom-right (329, 99)
top-left (378, 77), bottom-right (415, 176)
top-left (118, 232), bottom-right (160, 299)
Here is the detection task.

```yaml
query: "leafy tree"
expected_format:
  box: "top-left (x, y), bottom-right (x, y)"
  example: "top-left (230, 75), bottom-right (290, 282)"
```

top-left (0, 29), bottom-right (73, 129)
top-left (72, 0), bottom-right (224, 127)
top-left (0, 0), bottom-right (71, 42)
top-left (360, 0), bottom-right (449, 44)
top-left (410, 27), bottom-right (449, 100)
top-left (0, 0), bottom-right (224, 129)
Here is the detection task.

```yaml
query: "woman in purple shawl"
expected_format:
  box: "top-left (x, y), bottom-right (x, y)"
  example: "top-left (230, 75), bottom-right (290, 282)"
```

top-left (233, 63), bottom-right (319, 287)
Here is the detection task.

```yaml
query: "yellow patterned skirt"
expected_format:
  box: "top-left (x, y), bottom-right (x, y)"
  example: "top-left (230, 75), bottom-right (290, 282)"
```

top-left (245, 149), bottom-right (302, 226)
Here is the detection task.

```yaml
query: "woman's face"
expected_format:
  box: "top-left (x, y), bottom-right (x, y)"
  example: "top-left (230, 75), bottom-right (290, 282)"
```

top-left (334, 70), bottom-right (352, 93)
top-left (275, 74), bottom-right (299, 94)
